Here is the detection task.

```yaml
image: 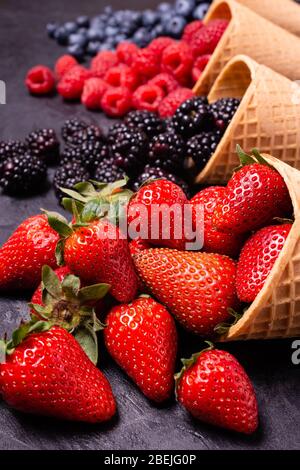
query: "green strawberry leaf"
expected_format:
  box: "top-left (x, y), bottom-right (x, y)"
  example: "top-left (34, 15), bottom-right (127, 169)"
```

top-left (214, 308), bottom-right (243, 335)
top-left (55, 239), bottom-right (65, 266)
top-left (60, 188), bottom-right (89, 203)
top-left (73, 325), bottom-right (98, 365)
top-left (73, 181), bottom-right (99, 196)
top-left (78, 283), bottom-right (110, 303)
top-left (42, 265), bottom-right (63, 300)
top-left (0, 339), bottom-right (7, 364)
top-left (43, 210), bottom-right (73, 238)
top-left (236, 145), bottom-right (257, 167)
top-left (62, 198), bottom-right (85, 217)
top-left (61, 274), bottom-right (81, 300)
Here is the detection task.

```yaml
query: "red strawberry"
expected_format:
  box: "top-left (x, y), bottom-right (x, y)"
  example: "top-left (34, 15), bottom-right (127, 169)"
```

top-left (236, 223), bottom-right (292, 303)
top-left (127, 179), bottom-right (190, 251)
top-left (104, 297), bottom-right (177, 402)
top-left (54, 54), bottom-right (78, 80)
top-left (81, 77), bottom-right (108, 110)
top-left (133, 248), bottom-right (238, 336)
top-left (0, 325), bottom-right (116, 423)
top-left (213, 149), bottom-right (292, 234)
top-left (129, 238), bottom-right (151, 257)
top-left (0, 214), bottom-right (59, 291)
top-left (176, 346), bottom-right (258, 434)
top-left (190, 187), bottom-right (245, 258)
top-left (57, 65), bottom-right (90, 100)
top-left (191, 19), bottom-right (228, 57)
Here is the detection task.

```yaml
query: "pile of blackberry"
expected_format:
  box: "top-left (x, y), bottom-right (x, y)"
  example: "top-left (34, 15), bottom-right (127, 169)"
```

top-left (47, 0), bottom-right (212, 61)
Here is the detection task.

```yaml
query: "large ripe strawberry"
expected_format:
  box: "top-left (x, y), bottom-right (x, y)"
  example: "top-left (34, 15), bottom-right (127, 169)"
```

top-left (127, 179), bottom-right (191, 251)
top-left (0, 214), bottom-right (59, 291)
top-left (104, 297), bottom-right (177, 402)
top-left (0, 325), bottom-right (116, 423)
top-left (213, 148), bottom-right (292, 234)
top-left (190, 187), bottom-right (245, 258)
top-left (236, 223), bottom-right (293, 303)
top-left (133, 248), bottom-right (238, 336)
top-left (176, 345), bottom-right (258, 434)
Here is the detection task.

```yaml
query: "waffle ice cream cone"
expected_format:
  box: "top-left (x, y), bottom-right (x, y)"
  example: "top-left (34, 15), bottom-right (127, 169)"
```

top-left (194, 0), bottom-right (300, 95)
top-left (194, 54), bottom-right (300, 185)
top-left (221, 154), bottom-right (300, 341)
top-left (235, 0), bottom-right (300, 37)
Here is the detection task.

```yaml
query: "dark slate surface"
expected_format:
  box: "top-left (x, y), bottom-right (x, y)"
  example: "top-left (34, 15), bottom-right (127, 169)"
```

top-left (0, 0), bottom-right (300, 451)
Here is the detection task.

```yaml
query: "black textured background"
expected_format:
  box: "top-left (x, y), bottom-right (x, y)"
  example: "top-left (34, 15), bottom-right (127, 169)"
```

top-left (0, 0), bottom-right (299, 451)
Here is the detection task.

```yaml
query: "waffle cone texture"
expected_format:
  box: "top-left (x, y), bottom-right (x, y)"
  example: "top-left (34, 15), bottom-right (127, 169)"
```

top-left (235, 0), bottom-right (300, 37)
top-left (194, 0), bottom-right (300, 95)
top-left (193, 54), bottom-right (300, 185)
top-left (221, 154), bottom-right (300, 341)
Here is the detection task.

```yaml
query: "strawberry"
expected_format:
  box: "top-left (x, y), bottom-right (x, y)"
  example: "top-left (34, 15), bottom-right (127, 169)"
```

top-left (176, 345), bottom-right (258, 434)
top-left (0, 214), bottom-right (59, 291)
top-left (213, 148), bottom-right (292, 234)
top-left (236, 223), bottom-right (293, 303)
top-left (104, 297), bottom-right (177, 402)
top-left (127, 179), bottom-right (191, 251)
top-left (133, 248), bottom-right (238, 336)
top-left (0, 325), bottom-right (116, 423)
top-left (190, 187), bottom-right (245, 258)
top-left (129, 238), bottom-right (152, 257)
top-left (191, 19), bottom-right (229, 57)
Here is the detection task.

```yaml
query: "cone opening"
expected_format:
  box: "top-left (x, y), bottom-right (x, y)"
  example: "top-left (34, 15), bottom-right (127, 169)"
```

top-left (208, 58), bottom-right (252, 102)
top-left (205, 1), bottom-right (232, 23)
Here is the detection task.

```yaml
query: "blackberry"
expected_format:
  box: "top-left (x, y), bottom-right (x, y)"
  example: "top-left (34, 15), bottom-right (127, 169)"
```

top-left (106, 122), bottom-right (129, 145)
top-left (53, 161), bottom-right (90, 203)
top-left (187, 130), bottom-right (223, 171)
top-left (61, 118), bottom-right (88, 144)
top-left (124, 110), bottom-right (165, 138)
top-left (67, 124), bottom-right (104, 147)
top-left (0, 153), bottom-right (47, 196)
top-left (61, 142), bottom-right (110, 173)
top-left (210, 98), bottom-right (240, 131)
top-left (26, 128), bottom-right (60, 165)
top-left (132, 165), bottom-right (191, 198)
top-left (0, 140), bottom-right (27, 163)
top-left (111, 126), bottom-right (149, 174)
top-left (94, 156), bottom-right (127, 183)
top-left (148, 131), bottom-right (186, 174)
top-left (171, 96), bottom-right (213, 137)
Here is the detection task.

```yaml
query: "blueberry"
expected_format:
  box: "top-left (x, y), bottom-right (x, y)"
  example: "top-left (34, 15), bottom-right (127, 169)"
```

top-left (131, 27), bottom-right (152, 47)
top-left (103, 6), bottom-right (113, 17)
top-left (175, 0), bottom-right (196, 17)
top-left (120, 21), bottom-right (138, 37)
top-left (114, 33), bottom-right (127, 45)
top-left (98, 42), bottom-right (114, 52)
top-left (68, 33), bottom-right (87, 47)
top-left (157, 2), bottom-right (173, 13)
top-left (67, 44), bottom-right (85, 61)
top-left (164, 15), bottom-right (187, 38)
top-left (142, 10), bottom-right (159, 27)
top-left (105, 26), bottom-right (119, 38)
top-left (76, 15), bottom-right (90, 28)
top-left (150, 23), bottom-right (165, 39)
top-left (64, 21), bottom-right (78, 34)
top-left (107, 16), bottom-right (118, 27)
top-left (86, 41), bottom-right (102, 56)
top-left (193, 2), bottom-right (210, 19)
top-left (55, 26), bottom-right (69, 45)
top-left (86, 28), bottom-right (104, 42)
top-left (46, 22), bottom-right (59, 39)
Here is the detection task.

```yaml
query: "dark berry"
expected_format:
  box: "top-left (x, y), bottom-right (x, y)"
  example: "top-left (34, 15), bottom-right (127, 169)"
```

top-left (87, 28), bottom-right (104, 42)
top-left (64, 22), bottom-right (78, 34)
top-left (68, 124), bottom-right (104, 147)
top-left (193, 3), bottom-right (210, 20)
top-left (46, 22), bottom-right (59, 39)
top-left (26, 129), bottom-right (60, 165)
top-left (157, 3), bottom-right (173, 13)
top-left (187, 130), bottom-right (223, 170)
top-left (132, 28), bottom-right (152, 47)
top-left (76, 16), bottom-right (90, 28)
top-left (0, 141), bottom-right (27, 163)
top-left (61, 142), bottom-right (110, 173)
top-left (125, 110), bottom-right (166, 138)
top-left (68, 33), bottom-right (88, 47)
top-left (86, 41), bottom-right (102, 56)
top-left (94, 156), bottom-right (127, 183)
top-left (132, 164), bottom-right (191, 197)
top-left (210, 98), bottom-right (240, 131)
top-left (175, 0), bottom-right (196, 18)
top-left (53, 161), bottom-right (90, 204)
top-left (107, 122), bottom-right (131, 145)
top-left (0, 154), bottom-right (47, 196)
top-left (164, 15), bottom-right (187, 38)
top-left (61, 118), bottom-right (88, 144)
top-left (55, 26), bottom-right (69, 45)
top-left (171, 96), bottom-right (213, 137)
top-left (111, 127), bottom-right (149, 174)
top-left (148, 131), bottom-right (186, 174)
top-left (142, 10), bottom-right (159, 27)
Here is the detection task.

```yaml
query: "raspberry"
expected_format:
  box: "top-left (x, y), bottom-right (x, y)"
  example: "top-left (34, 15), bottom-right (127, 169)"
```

top-left (101, 86), bottom-right (132, 117)
top-left (158, 88), bottom-right (195, 118)
top-left (54, 55), bottom-right (78, 80)
top-left (132, 48), bottom-right (160, 81)
top-left (191, 19), bottom-right (229, 57)
top-left (161, 41), bottom-right (193, 86)
top-left (147, 37), bottom-right (175, 58)
top-left (57, 65), bottom-right (90, 100)
top-left (132, 84), bottom-right (164, 113)
top-left (91, 51), bottom-right (119, 78)
top-left (25, 66), bottom-right (56, 95)
top-left (116, 42), bottom-right (139, 66)
top-left (192, 55), bottom-right (211, 83)
top-left (81, 77), bottom-right (108, 110)
top-left (182, 20), bottom-right (204, 44)
top-left (104, 65), bottom-right (139, 91)
top-left (148, 73), bottom-right (179, 96)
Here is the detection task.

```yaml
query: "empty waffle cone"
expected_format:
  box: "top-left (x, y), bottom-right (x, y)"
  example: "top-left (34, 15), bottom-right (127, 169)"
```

top-left (235, 0), bottom-right (300, 37)
top-left (194, 54), bottom-right (300, 185)
top-left (221, 154), bottom-right (300, 341)
top-left (194, 0), bottom-right (300, 95)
